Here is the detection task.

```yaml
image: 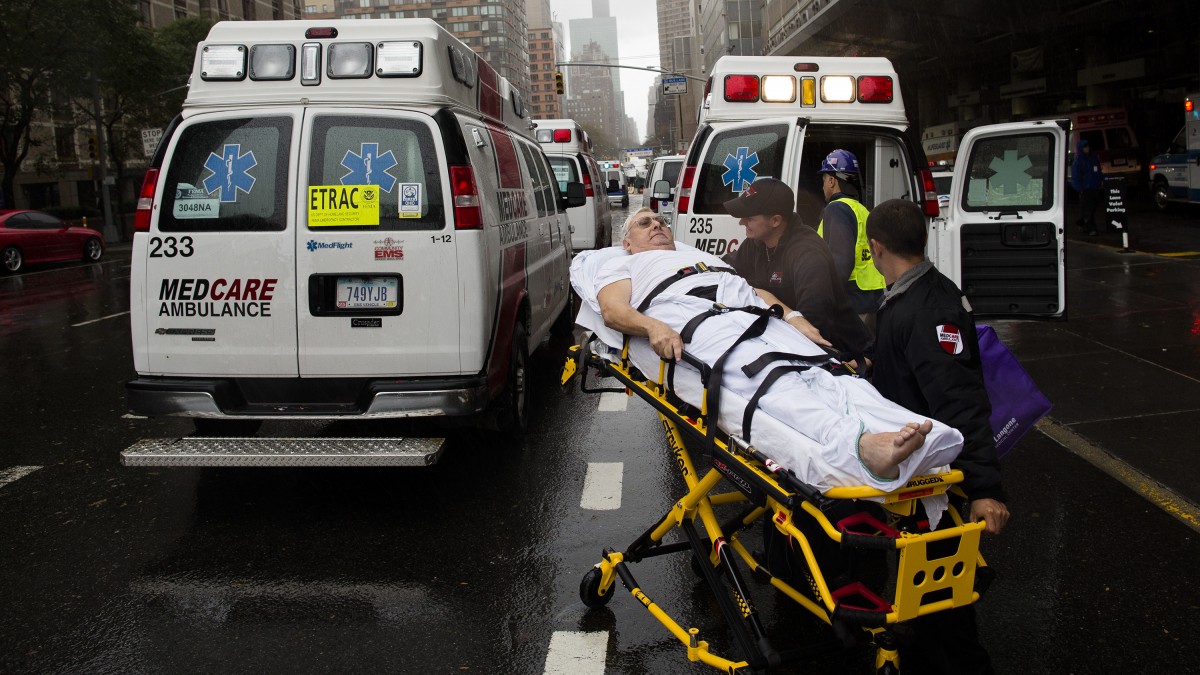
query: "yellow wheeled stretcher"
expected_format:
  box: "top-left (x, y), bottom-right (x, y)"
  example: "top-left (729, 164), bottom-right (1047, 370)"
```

top-left (561, 334), bottom-right (993, 674)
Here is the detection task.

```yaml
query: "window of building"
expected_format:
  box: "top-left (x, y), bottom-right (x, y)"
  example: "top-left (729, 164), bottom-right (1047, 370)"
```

top-left (451, 6), bottom-right (470, 16)
top-left (54, 127), bottom-right (76, 161)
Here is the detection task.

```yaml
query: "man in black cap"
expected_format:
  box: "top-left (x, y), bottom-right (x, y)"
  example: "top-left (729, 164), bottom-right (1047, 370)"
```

top-left (722, 177), bottom-right (872, 359)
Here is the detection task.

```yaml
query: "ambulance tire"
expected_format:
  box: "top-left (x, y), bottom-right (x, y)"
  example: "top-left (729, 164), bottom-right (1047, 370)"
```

top-left (1152, 179), bottom-right (1171, 213)
top-left (498, 322), bottom-right (529, 436)
top-left (193, 418), bottom-right (263, 437)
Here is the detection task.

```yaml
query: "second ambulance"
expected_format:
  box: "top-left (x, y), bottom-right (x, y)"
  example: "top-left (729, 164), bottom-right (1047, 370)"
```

top-left (677, 56), bottom-right (1067, 318)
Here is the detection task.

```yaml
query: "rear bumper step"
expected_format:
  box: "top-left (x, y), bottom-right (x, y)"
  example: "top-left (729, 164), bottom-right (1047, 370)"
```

top-left (121, 436), bottom-right (445, 467)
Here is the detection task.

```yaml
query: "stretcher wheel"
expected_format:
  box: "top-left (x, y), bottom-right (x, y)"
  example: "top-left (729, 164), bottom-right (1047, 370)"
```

top-left (579, 568), bottom-right (612, 608)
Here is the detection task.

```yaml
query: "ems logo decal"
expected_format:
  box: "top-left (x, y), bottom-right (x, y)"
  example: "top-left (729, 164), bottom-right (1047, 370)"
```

top-left (202, 144), bottom-right (257, 203)
top-left (769, 271), bottom-right (782, 286)
top-left (937, 324), bottom-right (964, 354)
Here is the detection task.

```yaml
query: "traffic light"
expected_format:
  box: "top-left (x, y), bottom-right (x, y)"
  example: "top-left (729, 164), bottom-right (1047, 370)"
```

top-left (554, 71), bottom-right (564, 95)
top-left (87, 135), bottom-right (97, 160)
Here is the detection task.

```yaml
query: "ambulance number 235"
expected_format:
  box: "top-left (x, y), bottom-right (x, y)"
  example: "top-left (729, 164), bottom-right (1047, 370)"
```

top-left (688, 218), bottom-right (713, 234)
top-left (149, 236), bottom-right (195, 258)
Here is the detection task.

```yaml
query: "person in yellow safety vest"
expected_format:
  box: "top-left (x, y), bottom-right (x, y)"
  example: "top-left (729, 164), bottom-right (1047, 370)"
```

top-left (816, 149), bottom-right (885, 334)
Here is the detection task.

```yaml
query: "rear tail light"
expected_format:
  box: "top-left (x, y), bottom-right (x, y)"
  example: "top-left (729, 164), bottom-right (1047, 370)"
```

top-left (650, 197), bottom-right (659, 211)
top-left (134, 168), bottom-right (159, 232)
top-left (676, 165), bottom-right (696, 215)
top-left (449, 165), bottom-right (482, 229)
top-left (723, 74), bottom-right (760, 102)
top-left (918, 169), bottom-right (939, 217)
top-left (858, 76), bottom-right (893, 103)
top-left (581, 169), bottom-right (594, 197)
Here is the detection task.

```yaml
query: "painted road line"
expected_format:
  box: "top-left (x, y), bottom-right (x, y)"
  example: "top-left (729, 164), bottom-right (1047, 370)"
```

top-left (543, 631), bottom-right (608, 675)
top-left (598, 391), bottom-right (628, 412)
top-left (0, 466), bottom-right (42, 489)
top-left (72, 310), bottom-right (130, 327)
top-left (580, 462), bottom-right (623, 511)
top-left (1038, 418), bottom-right (1200, 533)
top-left (122, 413), bottom-right (148, 419)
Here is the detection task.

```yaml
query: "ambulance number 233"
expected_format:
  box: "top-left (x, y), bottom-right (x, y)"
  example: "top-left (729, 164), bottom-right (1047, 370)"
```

top-left (688, 218), bottom-right (712, 234)
top-left (149, 236), bottom-right (195, 258)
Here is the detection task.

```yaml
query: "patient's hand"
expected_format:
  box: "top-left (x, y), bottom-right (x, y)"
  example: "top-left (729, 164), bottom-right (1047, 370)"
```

top-left (647, 320), bottom-right (683, 360)
top-left (788, 315), bottom-right (832, 348)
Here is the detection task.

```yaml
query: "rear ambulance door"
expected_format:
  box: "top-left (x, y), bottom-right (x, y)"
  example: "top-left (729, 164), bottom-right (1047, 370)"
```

top-left (678, 117), bottom-right (798, 257)
top-left (146, 110), bottom-right (299, 376)
top-left (296, 109), bottom-right (459, 377)
top-left (1188, 104), bottom-right (1200, 199)
top-left (943, 120), bottom-right (1066, 318)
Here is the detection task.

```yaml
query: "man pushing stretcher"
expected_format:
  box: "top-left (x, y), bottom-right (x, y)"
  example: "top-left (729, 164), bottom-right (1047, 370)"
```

top-left (571, 209), bottom-right (965, 505)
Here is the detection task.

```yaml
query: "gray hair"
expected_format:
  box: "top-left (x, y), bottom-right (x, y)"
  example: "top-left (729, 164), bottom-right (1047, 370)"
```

top-left (619, 207), bottom-right (657, 241)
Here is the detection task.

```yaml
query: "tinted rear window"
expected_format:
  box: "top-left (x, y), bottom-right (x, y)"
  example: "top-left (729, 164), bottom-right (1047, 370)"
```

top-left (660, 160), bottom-right (683, 186)
top-left (307, 115), bottom-right (445, 231)
top-left (547, 156), bottom-right (579, 192)
top-left (160, 116), bottom-right (292, 232)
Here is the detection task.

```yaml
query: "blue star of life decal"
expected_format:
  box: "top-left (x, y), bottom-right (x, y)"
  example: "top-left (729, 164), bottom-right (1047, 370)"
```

top-left (201, 144), bottom-right (257, 203)
top-left (341, 143), bottom-right (399, 193)
top-left (722, 146), bottom-right (759, 192)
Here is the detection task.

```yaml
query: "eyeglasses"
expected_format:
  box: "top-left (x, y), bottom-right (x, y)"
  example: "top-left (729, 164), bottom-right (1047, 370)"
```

top-left (631, 215), bottom-right (668, 229)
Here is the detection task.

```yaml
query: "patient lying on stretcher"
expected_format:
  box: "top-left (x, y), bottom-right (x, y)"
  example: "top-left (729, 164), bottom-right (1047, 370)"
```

top-left (571, 210), bottom-right (964, 497)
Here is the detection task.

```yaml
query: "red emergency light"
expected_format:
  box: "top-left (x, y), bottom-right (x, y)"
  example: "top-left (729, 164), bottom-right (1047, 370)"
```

top-left (1187, 99), bottom-right (1195, 113)
top-left (724, 75), bottom-right (760, 102)
top-left (305, 27), bottom-right (338, 39)
top-left (858, 76), bottom-right (893, 103)
top-left (553, 129), bottom-right (572, 143)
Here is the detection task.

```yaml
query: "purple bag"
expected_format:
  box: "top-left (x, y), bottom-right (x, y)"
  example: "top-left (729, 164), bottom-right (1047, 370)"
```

top-left (976, 324), bottom-right (1052, 458)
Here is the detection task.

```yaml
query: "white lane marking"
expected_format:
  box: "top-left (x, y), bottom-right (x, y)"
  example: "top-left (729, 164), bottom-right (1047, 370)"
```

top-left (543, 631), bottom-right (608, 675)
top-left (598, 391), bottom-right (628, 412)
top-left (122, 413), bottom-right (148, 419)
top-left (580, 462), bottom-right (623, 511)
top-left (0, 466), bottom-right (42, 488)
top-left (72, 310), bottom-right (130, 327)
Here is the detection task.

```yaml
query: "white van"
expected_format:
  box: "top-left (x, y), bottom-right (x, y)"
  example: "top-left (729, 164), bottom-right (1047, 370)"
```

top-left (534, 119), bottom-right (611, 250)
top-left (642, 154), bottom-right (685, 223)
top-left (1149, 92), bottom-right (1200, 211)
top-left (123, 19), bottom-right (584, 465)
top-left (675, 55), bottom-right (1067, 318)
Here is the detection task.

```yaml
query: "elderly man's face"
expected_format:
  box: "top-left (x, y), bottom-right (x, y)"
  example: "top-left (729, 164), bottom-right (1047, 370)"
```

top-left (623, 213), bottom-right (676, 253)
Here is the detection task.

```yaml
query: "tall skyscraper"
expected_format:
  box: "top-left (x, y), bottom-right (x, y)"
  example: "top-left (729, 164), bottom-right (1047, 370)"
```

top-left (568, 2), bottom-right (624, 146)
top-left (527, 0), bottom-right (566, 118)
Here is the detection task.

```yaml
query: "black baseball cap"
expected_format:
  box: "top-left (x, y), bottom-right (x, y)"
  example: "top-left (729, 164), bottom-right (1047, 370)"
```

top-left (723, 178), bottom-right (795, 218)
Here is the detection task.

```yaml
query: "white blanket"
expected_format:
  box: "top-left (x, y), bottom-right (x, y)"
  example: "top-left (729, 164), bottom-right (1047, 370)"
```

top-left (572, 246), bottom-right (962, 524)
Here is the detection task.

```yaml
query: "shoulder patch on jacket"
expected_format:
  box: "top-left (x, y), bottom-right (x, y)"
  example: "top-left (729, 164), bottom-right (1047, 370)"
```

top-left (936, 323), bottom-right (964, 354)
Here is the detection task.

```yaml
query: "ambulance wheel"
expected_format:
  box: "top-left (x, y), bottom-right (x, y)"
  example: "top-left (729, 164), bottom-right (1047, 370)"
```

top-left (1152, 179), bottom-right (1171, 212)
top-left (579, 567), bottom-right (612, 608)
top-left (83, 237), bottom-right (103, 263)
top-left (193, 418), bottom-right (263, 437)
top-left (2, 246), bottom-right (22, 273)
top-left (498, 322), bottom-right (529, 435)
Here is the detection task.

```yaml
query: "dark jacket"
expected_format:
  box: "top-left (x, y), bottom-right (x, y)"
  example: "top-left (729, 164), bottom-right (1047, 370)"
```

top-left (723, 214), bottom-right (872, 357)
top-left (870, 261), bottom-right (1005, 503)
top-left (1070, 138), bottom-right (1103, 192)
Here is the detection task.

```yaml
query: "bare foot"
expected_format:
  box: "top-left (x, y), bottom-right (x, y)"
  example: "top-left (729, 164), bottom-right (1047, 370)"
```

top-left (858, 420), bottom-right (934, 480)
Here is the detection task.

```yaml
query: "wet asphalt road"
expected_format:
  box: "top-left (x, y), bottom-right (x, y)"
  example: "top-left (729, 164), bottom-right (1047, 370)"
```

top-left (0, 196), bottom-right (1197, 674)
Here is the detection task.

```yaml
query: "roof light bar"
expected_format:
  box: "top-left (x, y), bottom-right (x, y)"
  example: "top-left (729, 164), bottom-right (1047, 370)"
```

top-left (800, 76), bottom-right (816, 106)
top-left (328, 42), bottom-right (372, 79)
top-left (858, 75), bottom-right (893, 103)
top-left (724, 74), bottom-right (760, 102)
top-left (761, 75), bottom-right (796, 103)
top-left (200, 44), bottom-right (246, 81)
top-left (820, 75), bottom-right (854, 103)
top-left (376, 41), bottom-right (422, 77)
top-left (249, 44), bottom-right (295, 81)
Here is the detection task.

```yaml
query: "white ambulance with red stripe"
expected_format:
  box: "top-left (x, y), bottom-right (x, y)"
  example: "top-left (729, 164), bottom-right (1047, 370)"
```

top-left (677, 56), bottom-right (1067, 318)
top-left (125, 19), bottom-right (584, 462)
top-left (533, 119), bottom-right (611, 251)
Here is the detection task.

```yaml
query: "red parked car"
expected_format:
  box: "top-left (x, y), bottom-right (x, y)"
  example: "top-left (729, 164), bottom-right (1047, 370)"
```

top-left (0, 209), bottom-right (105, 273)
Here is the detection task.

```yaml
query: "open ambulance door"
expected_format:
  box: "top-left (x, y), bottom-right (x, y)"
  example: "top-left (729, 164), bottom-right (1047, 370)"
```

top-left (935, 120), bottom-right (1067, 319)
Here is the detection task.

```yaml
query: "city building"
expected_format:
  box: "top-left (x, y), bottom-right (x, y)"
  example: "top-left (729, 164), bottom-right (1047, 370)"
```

top-left (697, 0), bottom-right (764, 76)
top-left (526, 0), bottom-right (565, 119)
top-left (566, 40), bottom-right (621, 151)
top-left (567, 0), bottom-right (624, 145)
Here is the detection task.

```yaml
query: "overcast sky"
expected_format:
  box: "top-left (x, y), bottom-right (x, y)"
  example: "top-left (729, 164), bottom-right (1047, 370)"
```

top-left (548, 0), bottom-right (661, 143)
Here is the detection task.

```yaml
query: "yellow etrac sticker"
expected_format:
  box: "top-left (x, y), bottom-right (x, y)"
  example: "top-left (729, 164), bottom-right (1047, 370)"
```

top-left (308, 185), bottom-right (380, 227)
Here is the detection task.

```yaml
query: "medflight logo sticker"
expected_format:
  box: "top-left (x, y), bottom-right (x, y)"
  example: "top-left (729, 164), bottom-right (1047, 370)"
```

top-left (308, 185), bottom-right (380, 227)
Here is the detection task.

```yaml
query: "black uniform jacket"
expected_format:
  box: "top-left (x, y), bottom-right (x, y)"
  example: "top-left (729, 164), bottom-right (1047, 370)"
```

top-left (723, 214), bottom-right (872, 357)
top-left (871, 262), bottom-right (1006, 503)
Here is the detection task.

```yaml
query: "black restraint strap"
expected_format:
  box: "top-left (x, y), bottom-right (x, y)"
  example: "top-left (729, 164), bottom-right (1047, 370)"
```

top-left (741, 351), bottom-right (840, 378)
top-left (741, 364), bottom-right (815, 442)
top-left (704, 309), bottom-right (777, 448)
top-left (635, 263), bottom-right (737, 313)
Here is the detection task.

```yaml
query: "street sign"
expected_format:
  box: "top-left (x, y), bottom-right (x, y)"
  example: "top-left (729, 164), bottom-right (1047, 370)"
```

top-left (662, 76), bottom-right (687, 95)
top-left (141, 128), bottom-right (163, 158)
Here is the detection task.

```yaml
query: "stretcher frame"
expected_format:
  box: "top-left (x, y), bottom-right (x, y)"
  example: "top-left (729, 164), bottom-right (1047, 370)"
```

top-left (562, 334), bottom-right (993, 674)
